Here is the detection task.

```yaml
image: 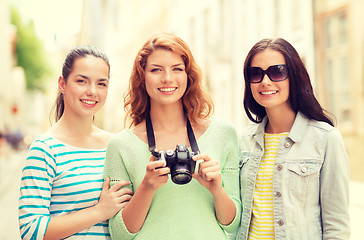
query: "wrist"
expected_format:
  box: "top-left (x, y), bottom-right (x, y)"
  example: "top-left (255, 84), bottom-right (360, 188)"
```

top-left (89, 203), bottom-right (107, 222)
top-left (139, 180), bottom-right (158, 194)
top-left (211, 186), bottom-right (226, 199)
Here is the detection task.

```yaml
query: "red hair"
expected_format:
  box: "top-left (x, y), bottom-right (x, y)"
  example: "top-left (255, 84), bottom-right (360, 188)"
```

top-left (124, 33), bottom-right (214, 126)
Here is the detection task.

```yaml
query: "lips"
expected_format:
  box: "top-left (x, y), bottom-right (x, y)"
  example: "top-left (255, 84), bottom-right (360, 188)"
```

top-left (80, 99), bottom-right (97, 106)
top-left (260, 90), bottom-right (278, 95)
top-left (158, 87), bottom-right (177, 93)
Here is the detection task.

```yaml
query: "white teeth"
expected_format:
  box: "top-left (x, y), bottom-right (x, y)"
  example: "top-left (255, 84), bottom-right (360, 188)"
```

top-left (261, 90), bottom-right (277, 95)
top-left (159, 87), bottom-right (176, 92)
top-left (81, 100), bottom-right (96, 104)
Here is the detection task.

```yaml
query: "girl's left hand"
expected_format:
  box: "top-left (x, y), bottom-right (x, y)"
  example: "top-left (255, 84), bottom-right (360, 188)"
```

top-left (192, 153), bottom-right (223, 195)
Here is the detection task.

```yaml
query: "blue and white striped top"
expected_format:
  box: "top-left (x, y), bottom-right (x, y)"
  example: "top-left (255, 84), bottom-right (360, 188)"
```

top-left (19, 135), bottom-right (110, 239)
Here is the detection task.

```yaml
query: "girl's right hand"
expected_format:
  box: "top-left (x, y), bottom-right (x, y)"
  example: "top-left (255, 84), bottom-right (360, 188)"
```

top-left (141, 154), bottom-right (170, 190)
top-left (94, 177), bottom-right (133, 221)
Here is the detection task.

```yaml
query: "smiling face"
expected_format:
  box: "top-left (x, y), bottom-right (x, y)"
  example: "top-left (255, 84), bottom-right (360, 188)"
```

top-left (144, 48), bottom-right (188, 109)
top-left (250, 49), bottom-right (292, 113)
top-left (59, 55), bottom-right (109, 119)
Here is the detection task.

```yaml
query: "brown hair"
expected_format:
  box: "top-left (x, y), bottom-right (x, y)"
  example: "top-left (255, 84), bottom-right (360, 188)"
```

top-left (124, 33), bottom-right (214, 126)
top-left (243, 38), bottom-right (334, 126)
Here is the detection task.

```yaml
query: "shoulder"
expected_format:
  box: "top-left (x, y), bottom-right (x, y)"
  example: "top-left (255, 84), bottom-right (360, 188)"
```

top-left (28, 134), bottom-right (54, 151)
top-left (94, 128), bottom-right (114, 144)
top-left (107, 129), bottom-right (135, 148)
top-left (238, 122), bottom-right (260, 150)
top-left (240, 122), bottom-right (259, 140)
top-left (210, 117), bottom-right (237, 133)
top-left (204, 117), bottom-right (238, 142)
top-left (307, 119), bottom-right (341, 137)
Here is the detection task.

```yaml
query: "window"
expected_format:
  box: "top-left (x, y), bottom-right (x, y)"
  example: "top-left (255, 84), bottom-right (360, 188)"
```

top-left (322, 11), bottom-right (351, 128)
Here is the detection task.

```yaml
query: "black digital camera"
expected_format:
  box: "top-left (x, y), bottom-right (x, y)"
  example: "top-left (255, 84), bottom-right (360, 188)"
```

top-left (152, 144), bottom-right (197, 185)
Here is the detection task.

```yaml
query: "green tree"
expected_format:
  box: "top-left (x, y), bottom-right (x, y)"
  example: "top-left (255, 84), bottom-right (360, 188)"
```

top-left (10, 6), bottom-right (51, 91)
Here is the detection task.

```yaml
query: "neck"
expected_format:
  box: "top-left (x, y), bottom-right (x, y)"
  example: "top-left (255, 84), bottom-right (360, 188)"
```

top-left (149, 103), bottom-right (186, 131)
top-left (56, 112), bottom-right (95, 138)
top-left (265, 107), bottom-right (296, 134)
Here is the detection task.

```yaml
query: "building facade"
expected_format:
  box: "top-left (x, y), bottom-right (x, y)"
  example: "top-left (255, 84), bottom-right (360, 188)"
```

top-left (78, 0), bottom-right (315, 133)
top-left (314, 0), bottom-right (364, 181)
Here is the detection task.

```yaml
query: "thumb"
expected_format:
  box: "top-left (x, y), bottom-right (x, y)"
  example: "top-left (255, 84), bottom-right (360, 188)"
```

top-left (102, 177), bottom-right (110, 191)
top-left (192, 172), bottom-right (201, 182)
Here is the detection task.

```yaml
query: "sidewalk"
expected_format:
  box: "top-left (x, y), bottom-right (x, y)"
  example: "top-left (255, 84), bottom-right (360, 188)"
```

top-left (348, 181), bottom-right (364, 240)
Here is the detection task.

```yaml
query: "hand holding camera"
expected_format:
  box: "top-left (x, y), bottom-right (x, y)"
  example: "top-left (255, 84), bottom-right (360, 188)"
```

top-left (146, 115), bottom-right (200, 185)
top-left (152, 144), bottom-right (197, 185)
top-left (142, 154), bottom-right (170, 190)
top-left (192, 153), bottom-right (223, 195)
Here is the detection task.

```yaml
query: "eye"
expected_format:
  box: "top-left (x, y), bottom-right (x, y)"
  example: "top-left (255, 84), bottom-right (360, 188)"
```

top-left (76, 79), bottom-right (86, 83)
top-left (173, 67), bottom-right (184, 71)
top-left (98, 82), bottom-right (108, 87)
top-left (151, 68), bottom-right (161, 72)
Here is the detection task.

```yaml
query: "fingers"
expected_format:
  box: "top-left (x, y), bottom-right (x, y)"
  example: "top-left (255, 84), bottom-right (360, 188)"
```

top-left (192, 153), bottom-right (211, 162)
top-left (193, 154), bottom-right (221, 181)
top-left (146, 161), bottom-right (170, 175)
top-left (199, 164), bottom-right (220, 181)
top-left (102, 177), bottom-right (110, 192)
top-left (115, 185), bottom-right (133, 195)
top-left (149, 154), bottom-right (157, 162)
top-left (110, 179), bottom-right (131, 191)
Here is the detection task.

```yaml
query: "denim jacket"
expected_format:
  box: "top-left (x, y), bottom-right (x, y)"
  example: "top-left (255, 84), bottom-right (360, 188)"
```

top-left (236, 112), bottom-right (350, 240)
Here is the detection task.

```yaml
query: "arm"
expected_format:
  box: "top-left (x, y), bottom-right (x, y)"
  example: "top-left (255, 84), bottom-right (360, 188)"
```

top-left (44, 178), bottom-right (132, 240)
top-left (192, 153), bottom-right (236, 225)
top-left (19, 140), bottom-right (132, 240)
top-left (321, 129), bottom-right (350, 240)
top-left (104, 137), bottom-right (170, 239)
top-left (121, 155), bottom-right (170, 233)
top-left (19, 141), bottom-right (53, 240)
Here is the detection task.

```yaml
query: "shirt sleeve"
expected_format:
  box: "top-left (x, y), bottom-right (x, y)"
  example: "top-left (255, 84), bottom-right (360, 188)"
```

top-left (320, 128), bottom-right (350, 240)
top-left (18, 140), bottom-right (56, 240)
top-left (218, 122), bottom-right (242, 234)
top-left (103, 135), bottom-right (137, 240)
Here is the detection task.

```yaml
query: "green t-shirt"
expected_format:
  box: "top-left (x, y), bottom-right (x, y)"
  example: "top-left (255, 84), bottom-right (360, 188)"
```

top-left (103, 117), bottom-right (241, 240)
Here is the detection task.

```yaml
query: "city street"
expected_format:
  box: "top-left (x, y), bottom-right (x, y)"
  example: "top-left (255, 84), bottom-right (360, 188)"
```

top-left (1, 150), bottom-right (363, 240)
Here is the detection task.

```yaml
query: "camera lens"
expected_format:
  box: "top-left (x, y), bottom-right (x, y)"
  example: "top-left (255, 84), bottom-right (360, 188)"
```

top-left (171, 168), bottom-right (192, 185)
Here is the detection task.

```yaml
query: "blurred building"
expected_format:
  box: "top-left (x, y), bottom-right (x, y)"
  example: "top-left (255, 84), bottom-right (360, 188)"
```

top-left (0, 0), bottom-right (13, 130)
top-left (313, 0), bottom-right (364, 181)
top-left (314, 0), bottom-right (364, 135)
top-left (78, 0), bottom-right (315, 134)
top-left (77, 0), bottom-right (364, 180)
top-left (0, 0), bottom-right (27, 135)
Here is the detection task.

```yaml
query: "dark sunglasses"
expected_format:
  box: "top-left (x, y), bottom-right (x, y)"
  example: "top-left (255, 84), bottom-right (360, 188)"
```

top-left (247, 64), bottom-right (288, 83)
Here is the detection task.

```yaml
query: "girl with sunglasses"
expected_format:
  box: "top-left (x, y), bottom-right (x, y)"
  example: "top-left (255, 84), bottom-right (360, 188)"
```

top-left (236, 38), bottom-right (350, 240)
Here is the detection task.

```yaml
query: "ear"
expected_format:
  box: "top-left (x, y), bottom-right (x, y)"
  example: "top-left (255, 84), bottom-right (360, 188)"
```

top-left (58, 76), bottom-right (66, 94)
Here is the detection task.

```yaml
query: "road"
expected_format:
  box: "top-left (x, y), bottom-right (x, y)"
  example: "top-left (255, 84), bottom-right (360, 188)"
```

top-left (1, 150), bottom-right (363, 239)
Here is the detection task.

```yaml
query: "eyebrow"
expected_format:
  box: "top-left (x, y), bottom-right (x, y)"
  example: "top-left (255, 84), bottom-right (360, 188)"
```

top-left (75, 74), bottom-right (109, 81)
top-left (150, 63), bottom-right (185, 67)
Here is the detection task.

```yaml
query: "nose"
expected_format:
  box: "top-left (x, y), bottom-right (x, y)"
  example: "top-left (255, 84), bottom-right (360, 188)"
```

top-left (162, 70), bottom-right (172, 83)
top-left (261, 73), bottom-right (272, 85)
top-left (86, 83), bottom-right (97, 96)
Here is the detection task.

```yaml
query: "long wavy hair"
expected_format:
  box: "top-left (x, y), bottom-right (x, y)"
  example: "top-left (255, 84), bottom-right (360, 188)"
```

top-left (124, 32), bottom-right (214, 127)
top-left (243, 38), bottom-right (334, 126)
top-left (50, 45), bottom-right (110, 123)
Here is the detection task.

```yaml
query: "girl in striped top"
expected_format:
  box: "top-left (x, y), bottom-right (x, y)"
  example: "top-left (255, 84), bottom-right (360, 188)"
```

top-left (19, 45), bottom-right (133, 240)
top-left (236, 38), bottom-right (350, 240)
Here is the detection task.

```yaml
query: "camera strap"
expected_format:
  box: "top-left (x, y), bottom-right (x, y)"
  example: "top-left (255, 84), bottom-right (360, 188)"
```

top-left (146, 114), bottom-right (200, 154)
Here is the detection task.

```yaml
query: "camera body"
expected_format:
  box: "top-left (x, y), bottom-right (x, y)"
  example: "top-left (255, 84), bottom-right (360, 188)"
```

top-left (152, 144), bottom-right (197, 185)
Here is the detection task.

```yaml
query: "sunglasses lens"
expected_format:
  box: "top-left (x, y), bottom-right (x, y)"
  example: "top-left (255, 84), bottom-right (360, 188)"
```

top-left (267, 65), bottom-right (288, 81)
top-left (247, 67), bottom-right (263, 83)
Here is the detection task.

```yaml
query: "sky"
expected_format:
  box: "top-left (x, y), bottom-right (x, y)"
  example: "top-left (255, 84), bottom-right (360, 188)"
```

top-left (13, 0), bottom-right (83, 49)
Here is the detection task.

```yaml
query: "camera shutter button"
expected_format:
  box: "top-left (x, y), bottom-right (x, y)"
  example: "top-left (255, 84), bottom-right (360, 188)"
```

top-left (166, 150), bottom-right (174, 157)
